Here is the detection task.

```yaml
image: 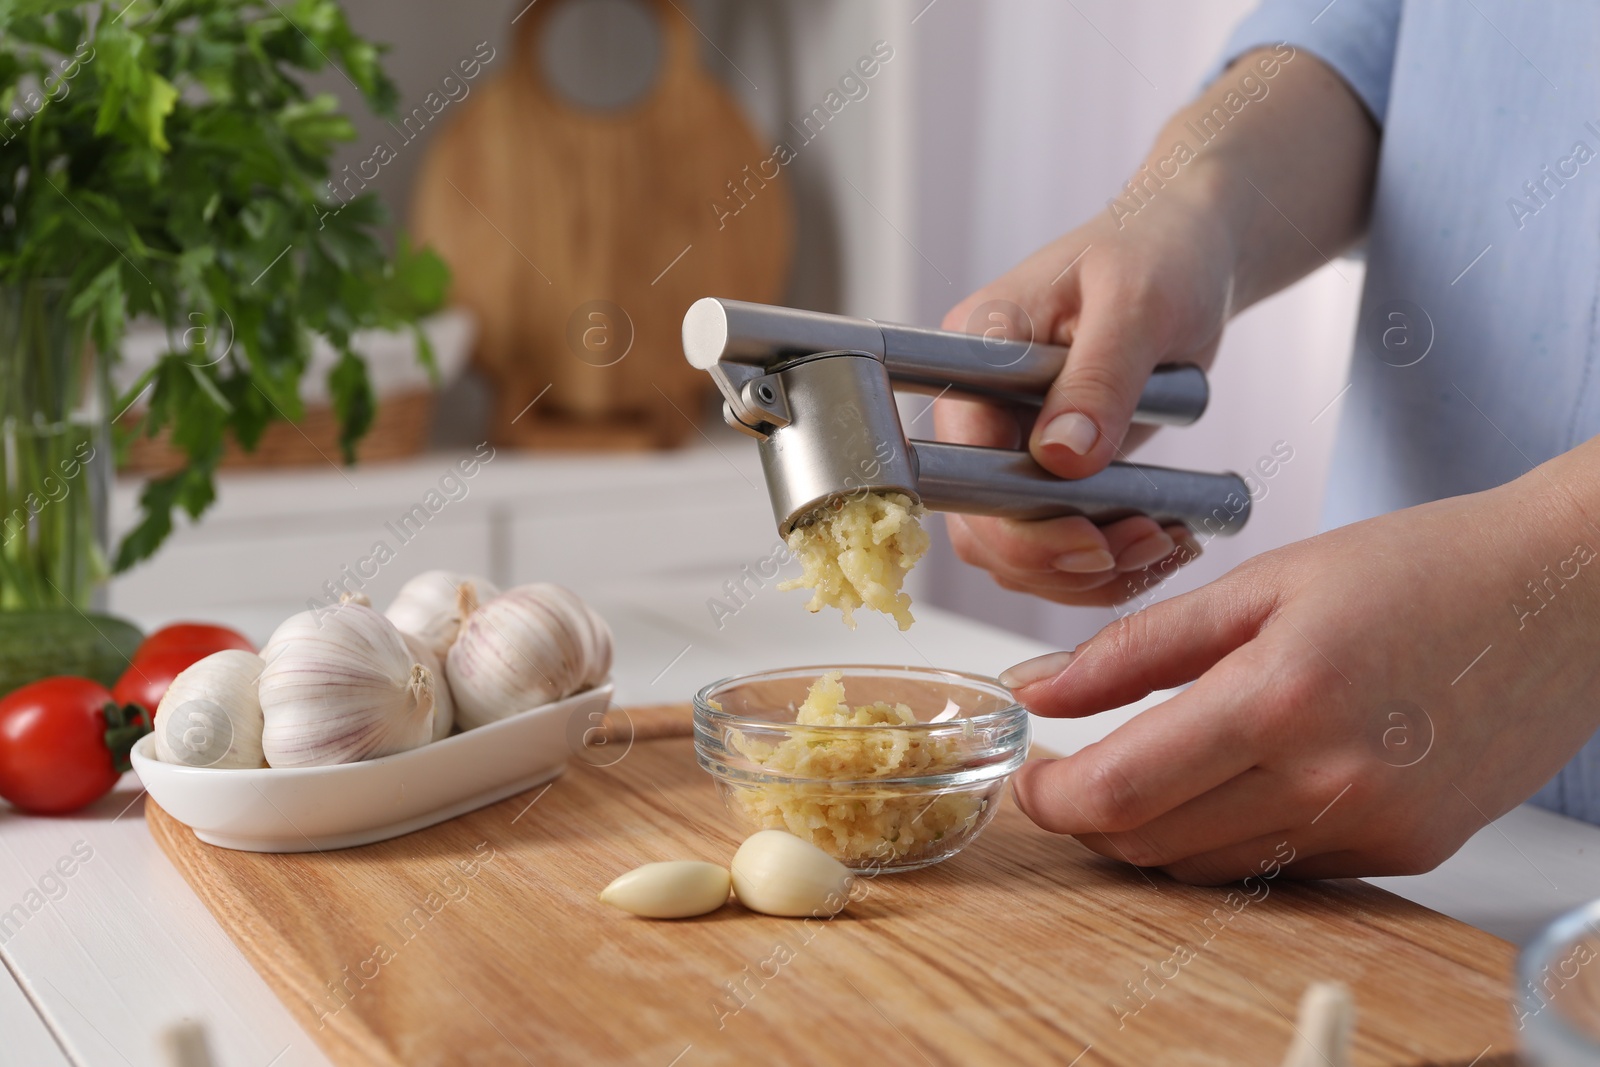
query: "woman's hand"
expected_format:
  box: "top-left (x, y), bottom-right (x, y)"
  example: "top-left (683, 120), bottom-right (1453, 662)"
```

top-left (999, 450), bottom-right (1600, 882)
top-left (934, 47), bottom-right (1378, 605)
top-left (935, 192), bottom-right (1236, 604)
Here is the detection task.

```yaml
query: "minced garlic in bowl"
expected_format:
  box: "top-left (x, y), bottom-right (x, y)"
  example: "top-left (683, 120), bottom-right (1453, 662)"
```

top-left (695, 667), bottom-right (1030, 872)
top-left (778, 492), bottom-right (929, 631)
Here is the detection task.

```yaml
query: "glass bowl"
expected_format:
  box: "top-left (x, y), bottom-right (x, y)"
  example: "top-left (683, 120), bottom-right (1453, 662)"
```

top-left (1518, 899), bottom-right (1600, 1065)
top-left (693, 665), bottom-right (1030, 873)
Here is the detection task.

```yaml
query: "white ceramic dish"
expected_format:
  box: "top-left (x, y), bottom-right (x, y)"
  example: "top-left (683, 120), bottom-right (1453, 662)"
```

top-left (131, 683), bottom-right (612, 853)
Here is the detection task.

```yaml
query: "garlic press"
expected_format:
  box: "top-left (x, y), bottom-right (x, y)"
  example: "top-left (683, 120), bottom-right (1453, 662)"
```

top-left (681, 298), bottom-right (1250, 538)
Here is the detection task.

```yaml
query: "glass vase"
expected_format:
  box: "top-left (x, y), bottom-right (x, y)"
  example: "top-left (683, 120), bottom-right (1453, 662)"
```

top-left (0, 280), bottom-right (111, 612)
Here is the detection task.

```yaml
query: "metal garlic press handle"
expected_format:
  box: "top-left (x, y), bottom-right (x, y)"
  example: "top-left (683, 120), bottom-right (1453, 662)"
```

top-left (913, 440), bottom-right (1250, 535)
top-left (681, 297), bottom-right (1209, 426)
top-left (877, 322), bottom-right (1209, 427)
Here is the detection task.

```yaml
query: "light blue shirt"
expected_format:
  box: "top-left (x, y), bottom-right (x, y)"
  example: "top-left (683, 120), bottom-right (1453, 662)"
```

top-left (1213, 0), bottom-right (1600, 823)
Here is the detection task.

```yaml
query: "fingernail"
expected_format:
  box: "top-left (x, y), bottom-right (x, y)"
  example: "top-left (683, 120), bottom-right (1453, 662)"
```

top-left (1040, 412), bottom-right (1099, 455)
top-left (1053, 548), bottom-right (1116, 573)
top-left (1115, 531), bottom-right (1176, 572)
top-left (999, 650), bottom-right (1075, 690)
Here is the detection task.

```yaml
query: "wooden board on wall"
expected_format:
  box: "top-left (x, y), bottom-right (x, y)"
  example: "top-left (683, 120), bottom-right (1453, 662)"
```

top-left (411, 0), bottom-right (794, 451)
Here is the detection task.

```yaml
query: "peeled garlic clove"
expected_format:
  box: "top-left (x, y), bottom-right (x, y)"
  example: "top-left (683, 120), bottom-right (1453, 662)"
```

top-left (599, 861), bottom-right (731, 919)
top-left (446, 583), bottom-right (613, 730)
top-left (259, 600), bottom-right (436, 767)
top-left (154, 650), bottom-right (267, 768)
top-left (402, 631), bottom-right (454, 741)
top-left (1279, 982), bottom-right (1354, 1067)
top-left (385, 571), bottom-right (500, 661)
top-left (731, 830), bottom-right (855, 918)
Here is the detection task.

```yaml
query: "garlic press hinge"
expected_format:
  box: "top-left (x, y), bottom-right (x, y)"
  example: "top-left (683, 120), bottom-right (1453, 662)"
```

top-left (712, 349), bottom-right (880, 441)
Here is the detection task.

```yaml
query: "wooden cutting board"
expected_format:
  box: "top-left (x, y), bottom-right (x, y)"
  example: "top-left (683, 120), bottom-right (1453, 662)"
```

top-left (147, 705), bottom-right (1522, 1067)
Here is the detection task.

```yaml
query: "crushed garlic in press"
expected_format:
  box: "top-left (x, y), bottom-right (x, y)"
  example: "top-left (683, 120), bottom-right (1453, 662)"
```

top-left (777, 491), bottom-right (929, 631)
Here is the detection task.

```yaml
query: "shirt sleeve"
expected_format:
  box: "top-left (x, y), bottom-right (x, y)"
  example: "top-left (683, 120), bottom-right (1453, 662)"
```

top-left (1204, 0), bottom-right (1402, 125)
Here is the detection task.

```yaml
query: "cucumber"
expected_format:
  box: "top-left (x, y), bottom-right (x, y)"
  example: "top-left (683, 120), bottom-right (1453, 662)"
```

top-left (0, 611), bottom-right (144, 698)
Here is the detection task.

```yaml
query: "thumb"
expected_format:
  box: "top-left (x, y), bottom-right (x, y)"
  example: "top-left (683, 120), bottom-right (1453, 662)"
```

top-left (1029, 296), bottom-right (1164, 479)
top-left (939, 295), bottom-right (978, 334)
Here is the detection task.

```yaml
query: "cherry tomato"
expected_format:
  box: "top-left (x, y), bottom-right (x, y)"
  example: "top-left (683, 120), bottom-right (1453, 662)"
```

top-left (113, 648), bottom-right (206, 721)
top-left (134, 622), bottom-right (254, 664)
top-left (0, 677), bottom-right (149, 814)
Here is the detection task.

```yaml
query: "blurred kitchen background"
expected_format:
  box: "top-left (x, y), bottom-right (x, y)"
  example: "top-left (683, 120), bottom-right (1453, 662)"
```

top-left (108, 0), bottom-right (1359, 652)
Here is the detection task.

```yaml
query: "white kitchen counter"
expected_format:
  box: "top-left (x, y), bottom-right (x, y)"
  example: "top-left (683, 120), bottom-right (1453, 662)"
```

top-left (2, 578), bottom-right (1597, 1066)
top-left (2, 447), bottom-right (1595, 1064)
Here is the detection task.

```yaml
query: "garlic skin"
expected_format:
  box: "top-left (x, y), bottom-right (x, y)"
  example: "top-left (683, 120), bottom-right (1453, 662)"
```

top-left (598, 861), bottom-right (730, 919)
top-left (446, 583), bottom-right (613, 730)
top-left (731, 830), bottom-right (855, 918)
top-left (402, 631), bottom-right (454, 741)
top-left (259, 601), bottom-right (436, 767)
top-left (154, 650), bottom-right (267, 769)
top-left (386, 571), bottom-right (500, 660)
top-left (583, 604), bottom-right (614, 681)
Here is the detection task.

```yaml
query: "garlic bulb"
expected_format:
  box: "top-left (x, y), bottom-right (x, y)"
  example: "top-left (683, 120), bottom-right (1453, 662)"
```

top-left (154, 650), bottom-right (267, 769)
top-left (598, 861), bottom-right (731, 919)
top-left (385, 571), bottom-right (500, 660)
top-left (730, 831), bottom-right (855, 918)
top-left (583, 604), bottom-right (614, 682)
top-left (446, 583), bottom-right (613, 730)
top-left (402, 631), bottom-right (454, 741)
top-left (259, 601), bottom-right (436, 767)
